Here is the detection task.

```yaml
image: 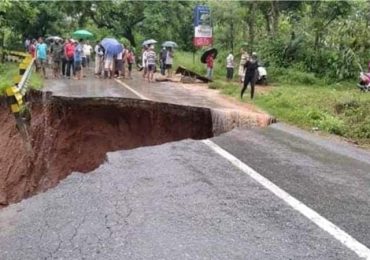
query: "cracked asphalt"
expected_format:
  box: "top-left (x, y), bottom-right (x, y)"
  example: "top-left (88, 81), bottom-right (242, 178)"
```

top-left (1, 124), bottom-right (369, 259)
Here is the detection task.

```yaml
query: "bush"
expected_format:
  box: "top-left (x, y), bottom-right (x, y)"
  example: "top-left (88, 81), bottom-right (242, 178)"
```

top-left (269, 67), bottom-right (324, 85)
top-left (317, 115), bottom-right (345, 136)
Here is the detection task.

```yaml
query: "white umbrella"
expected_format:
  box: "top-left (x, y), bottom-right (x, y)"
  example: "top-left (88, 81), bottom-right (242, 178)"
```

top-left (142, 39), bottom-right (157, 46)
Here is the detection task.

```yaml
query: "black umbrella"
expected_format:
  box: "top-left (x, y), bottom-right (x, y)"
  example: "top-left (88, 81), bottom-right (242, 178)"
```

top-left (201, 48), bottom-right (218, 63)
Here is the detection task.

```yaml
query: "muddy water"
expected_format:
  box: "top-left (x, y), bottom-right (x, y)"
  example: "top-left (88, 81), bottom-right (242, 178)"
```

top-left (0, 93), bottom-right (214, 206)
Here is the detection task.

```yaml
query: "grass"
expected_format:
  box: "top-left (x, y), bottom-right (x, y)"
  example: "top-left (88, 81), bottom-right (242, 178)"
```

top-left (0, 62), bottom-right (43, 95)
top-left (174, 51), bottom-right (370, 146)
top-left (254, 84), bottom-right (370, 145)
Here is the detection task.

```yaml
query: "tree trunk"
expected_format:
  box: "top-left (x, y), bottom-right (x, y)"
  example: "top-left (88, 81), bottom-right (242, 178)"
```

top-left (367, 0), bottom-right (370, 28)
top-left (123, 27), bottom-right (136, 47)
top-left (264, 13), bottom-right (271, 36)
top-left (271, 0), bottom-right (279, 37)
top-left (230, 20), bottom-right (234, 53)
top-left (247, 1), bottom-right (257, 52)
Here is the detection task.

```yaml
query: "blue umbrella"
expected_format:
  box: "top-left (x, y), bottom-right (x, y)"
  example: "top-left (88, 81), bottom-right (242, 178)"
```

top-left (100, 38), bottom-right (123, 55)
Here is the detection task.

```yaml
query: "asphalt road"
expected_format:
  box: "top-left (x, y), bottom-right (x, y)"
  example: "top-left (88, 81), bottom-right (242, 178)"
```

top-left (0, 124), bottom-right (369, 259)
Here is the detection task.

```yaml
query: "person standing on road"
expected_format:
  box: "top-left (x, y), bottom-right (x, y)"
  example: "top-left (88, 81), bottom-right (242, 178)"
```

top-left (94, 41), bottom-right (104, 77)
top-left (83, 41), bottom-right (93, 68)
top-left (73, 39), bottom-right (83, 80)
top-left (25, 38), bottom-right (30, 52)
top-left (159, 47), bottom-right (167, 75)
top-left (241, 52), bottom-right (258, 99)
top-left (226, 52), bottom-right (234, 81)
top-left (146, 45), bottom-right (157, 82)
top-left (121, 47), bottom-right (127, 78)
top-left (28, 39), bottom-right (36, 58)
top-left (61, 39), bottom-right (67, 78)
top-left (206, 53), bottom-right (214, 80)
top-left (115, 45), bottom-right (124, 79)
top-left (64, 39), bottom-right (75, 79)
top-left (51, 40), bottom-right (63, 79)
top-left (127, 48), bottom-right (135, 79)
top-left (142, 46), bottom-right (148, 79)
top-left (238, 48), bottom-right (249, 84)
top-left (104, 52), bottom-right (114, 79)
top-left (165, 47), bottom-right (174, 78)
top-left (81, 41), bottom-right (87, 78)
top-left (36, 37), bottom-right (48, 79)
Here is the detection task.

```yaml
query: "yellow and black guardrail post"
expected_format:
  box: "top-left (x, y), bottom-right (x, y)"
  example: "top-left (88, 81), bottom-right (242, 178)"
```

top-left (4, 51), bottom-right (35, 154)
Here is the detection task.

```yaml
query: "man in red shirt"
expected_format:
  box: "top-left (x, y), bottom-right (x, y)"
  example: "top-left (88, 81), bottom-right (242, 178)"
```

top-left (206, 53), bottom-right (214, 80)
top-left (64, 39), bottom-right (75, 79)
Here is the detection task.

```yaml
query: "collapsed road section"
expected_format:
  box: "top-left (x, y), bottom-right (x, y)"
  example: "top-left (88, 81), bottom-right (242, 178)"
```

top-left (0, 92), bottom-right (216, 206)
top-left (0, 90), bottom-right (272, 206)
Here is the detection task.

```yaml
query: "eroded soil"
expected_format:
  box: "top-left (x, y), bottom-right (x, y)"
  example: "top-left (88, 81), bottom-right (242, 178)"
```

top-left (0, 93), bottom-right (213, 206)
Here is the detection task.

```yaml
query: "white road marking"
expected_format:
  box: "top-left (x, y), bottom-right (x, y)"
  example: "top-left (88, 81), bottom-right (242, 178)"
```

top-left (114, 79), bottom-right (149, 100)
top-left (202, 139), bottom-right (370, 260)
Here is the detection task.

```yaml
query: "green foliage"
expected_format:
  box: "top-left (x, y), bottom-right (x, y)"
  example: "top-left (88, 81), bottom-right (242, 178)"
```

top-left (0, 63), bottom-right (18, 94)
top-left (0, 63), bottom-right (43, 95)
top-left (253, 84), bottom-right (370, 145)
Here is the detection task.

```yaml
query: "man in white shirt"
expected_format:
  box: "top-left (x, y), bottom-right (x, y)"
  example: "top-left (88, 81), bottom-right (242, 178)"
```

top-left (94, 41), bottom-right (104, 77)
top-left (226, 52), bottom-right (234, 81)
top-left (142, 46), bottom-right (148, 79)
top-left (83, 42), bottom-right (93, 68)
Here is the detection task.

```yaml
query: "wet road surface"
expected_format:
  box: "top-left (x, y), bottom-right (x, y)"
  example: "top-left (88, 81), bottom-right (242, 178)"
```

top-left (43, 75), bottom-right (137, 99)
top-left (0, 126), bottom-right (369, 259)
top-left (43, 71), bottom-right (265, 114)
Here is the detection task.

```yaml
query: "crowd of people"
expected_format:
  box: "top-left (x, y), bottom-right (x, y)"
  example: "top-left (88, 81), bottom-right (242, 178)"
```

top-left (140, 45), bottom-right (174, 83)
top-left (94, 41), bottom-right (135, 79)
top-left (25, 37), bottom-right (135, 80)
top-left (25, 36), bottom-right (257, 99)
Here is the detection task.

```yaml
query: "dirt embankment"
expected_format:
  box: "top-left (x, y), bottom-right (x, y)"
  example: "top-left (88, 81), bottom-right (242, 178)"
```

top-left (0, 93), bottom-right (213, 206)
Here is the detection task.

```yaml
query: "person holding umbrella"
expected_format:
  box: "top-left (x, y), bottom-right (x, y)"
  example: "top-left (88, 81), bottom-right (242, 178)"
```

top-left (201, 48), bottom-right (217, 80)
top-left (165, 47), bottom-right (174, 78)
top-left (146, 45), bottom-right (157, 82)
top-left (100, 38), bottom-right (123, 79)
top-left (161, 41), bottom-right (177, 77)
top-left (159, 47), bottom-right (167, 76)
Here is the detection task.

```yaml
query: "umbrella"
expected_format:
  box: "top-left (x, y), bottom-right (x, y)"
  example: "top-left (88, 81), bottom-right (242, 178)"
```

top-left (142, 39), bottom-right (157, 46)
top-left (201, 48), bottom-right (218, 63)
top-left (72, 30), bottom-right (93, 40)
top-left (100, 38), bottom-right (123, 55)
top-left (45, 36), bottom-right (62, 43)
top-left (162, 41), bottom-right (178, 48)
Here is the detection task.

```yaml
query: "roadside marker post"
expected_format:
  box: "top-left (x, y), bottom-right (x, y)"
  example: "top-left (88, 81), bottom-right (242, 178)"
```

top-left (4, 51), bottom-right (35, 153)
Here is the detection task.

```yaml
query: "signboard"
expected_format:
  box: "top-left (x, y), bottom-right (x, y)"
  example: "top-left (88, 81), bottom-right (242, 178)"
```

top-left (193, 5), bottom-right (213, 47)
